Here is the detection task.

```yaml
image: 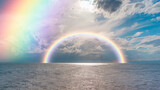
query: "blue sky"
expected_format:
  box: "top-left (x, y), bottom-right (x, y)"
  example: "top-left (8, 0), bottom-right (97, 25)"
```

top-left (0, 0), bottom-right (160, 63)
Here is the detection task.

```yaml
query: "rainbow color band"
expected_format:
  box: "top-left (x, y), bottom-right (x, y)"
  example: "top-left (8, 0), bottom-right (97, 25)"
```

top-left (0, 0), bottom-right (63, 59)
top-left (43, 32), bottom-right (126, 63)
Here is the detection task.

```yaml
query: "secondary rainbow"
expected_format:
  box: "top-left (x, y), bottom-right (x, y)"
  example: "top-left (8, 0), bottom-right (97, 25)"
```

top-left (43, 32), bottom-right (126, 63)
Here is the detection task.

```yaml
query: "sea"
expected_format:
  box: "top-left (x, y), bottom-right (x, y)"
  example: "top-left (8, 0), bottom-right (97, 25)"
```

top-left (0, 63), bottom-right (160, 90)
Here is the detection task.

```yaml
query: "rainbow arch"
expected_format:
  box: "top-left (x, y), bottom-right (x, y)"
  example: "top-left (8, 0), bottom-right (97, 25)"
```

top-left (43, 32), bottom-right (126, 63)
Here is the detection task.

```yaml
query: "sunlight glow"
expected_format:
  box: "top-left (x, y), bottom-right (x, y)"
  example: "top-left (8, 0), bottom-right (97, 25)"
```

top-left (79, 0), bottom-right (95, 12)
top-left (71, 63), bottom-right (108, 66)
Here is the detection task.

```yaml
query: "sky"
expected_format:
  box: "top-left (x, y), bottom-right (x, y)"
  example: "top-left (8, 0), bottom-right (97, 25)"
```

top-left (0, 0), bottom-right (160, 63)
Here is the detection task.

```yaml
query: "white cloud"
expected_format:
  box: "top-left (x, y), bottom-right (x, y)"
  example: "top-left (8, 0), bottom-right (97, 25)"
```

top-left (114, 22), bottom-right (142, 36)
top-left (21, 0), bottom-right (160, 60)
top-left (156, 16), bottom-right (160, 21)
top-left (132, 32), bottom-right (143, 37)
top-left (146, 1), bottom-right (160, 14)
top-left (151, 16), bottom-right (160, 21)
top-left (123, 35), bottom-right (160, 53)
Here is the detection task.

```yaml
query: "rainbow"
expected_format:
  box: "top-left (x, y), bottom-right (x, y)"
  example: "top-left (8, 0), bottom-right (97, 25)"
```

top-left (0, 0), bottom-right (68, 59)
top-left (43, 32), bottom-right (126, 63)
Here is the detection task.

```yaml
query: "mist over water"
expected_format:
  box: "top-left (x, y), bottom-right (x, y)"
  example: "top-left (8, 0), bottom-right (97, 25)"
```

top-left (0, 63), bottom-right (160, 90)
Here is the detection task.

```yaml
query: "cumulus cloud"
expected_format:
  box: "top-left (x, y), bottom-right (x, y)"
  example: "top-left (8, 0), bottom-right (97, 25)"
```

top-left (95, 0), bottom-right (160, 20)
top-left (95, 0), bottom-right (122, 13)
top-left (57, 37), bottom-right (106, 56)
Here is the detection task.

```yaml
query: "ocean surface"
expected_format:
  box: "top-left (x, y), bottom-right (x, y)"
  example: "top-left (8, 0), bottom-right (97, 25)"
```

top-left (0, 63), bottom-right (160, 90)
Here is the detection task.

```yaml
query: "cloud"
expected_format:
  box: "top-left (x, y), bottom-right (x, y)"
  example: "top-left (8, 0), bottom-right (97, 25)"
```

top-left (156, 16), bottom-right (160, 21)
top-left (115, 22), bottom-right (140, 36)
top-left (28, 0), bottom-right (160, 54)
top-left (135, 2), bottom-right (145, 8)
top-left (95, 0), bottom-right (122, 13)
top-left (48, 36), bottom-right (119, 62)
top-left (114, 35), bottom-right (160, 61)
top-left (95, 0), bottom-right (160, 20)
top-left (123, 35), bottom-right (160, 54)
top-left (151, 16), bottom-right (160, 21)
top-left (57, 37), bottom-right (105, 56)
top-left (2, 0), bottom-right (158, 62)
top-left (142, 39), bottom-right (160, 47)
top-left (146, 1), bottom-right (160, 14)
top-left (132, 32), bottom-right (143, 37)
top-left (125, 50), bottom-right (160, 61)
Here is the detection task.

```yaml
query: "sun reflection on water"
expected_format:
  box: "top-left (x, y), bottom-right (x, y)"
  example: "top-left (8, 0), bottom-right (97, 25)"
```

top-left (70, 63), bottom-right (109, 66)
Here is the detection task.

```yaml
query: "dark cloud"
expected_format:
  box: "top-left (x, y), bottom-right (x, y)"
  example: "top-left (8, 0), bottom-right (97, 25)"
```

top-left (95, 0), bottom-right (122, 13)
top-left (142, 39), bottom-right (160, 47)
